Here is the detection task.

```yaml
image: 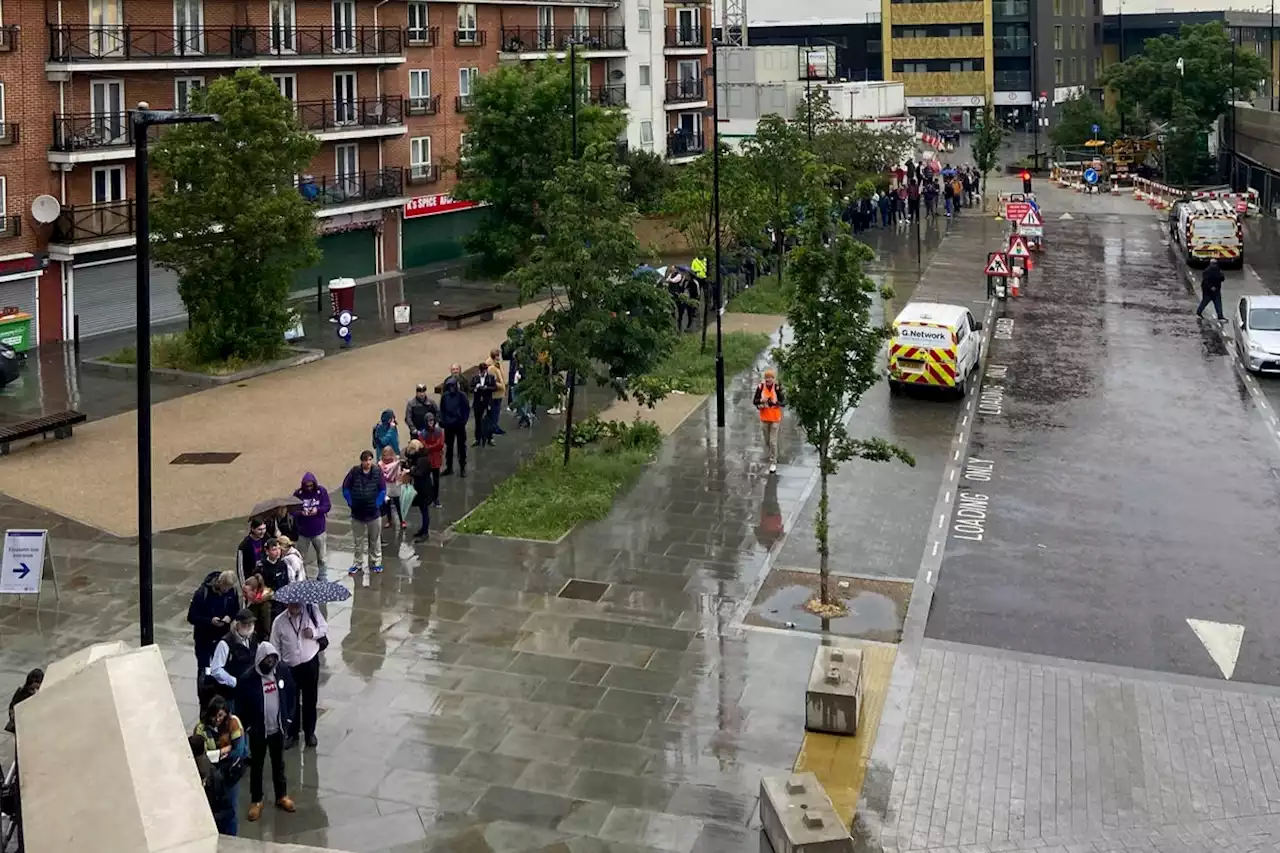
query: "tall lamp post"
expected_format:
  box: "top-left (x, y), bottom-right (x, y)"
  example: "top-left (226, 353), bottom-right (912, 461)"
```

top-left (133, 102), bottom-right (218, 647)
top-left (710, 38), bottom-right (726, 428)
top-left (1118, 0), bottom-right (1125, 134)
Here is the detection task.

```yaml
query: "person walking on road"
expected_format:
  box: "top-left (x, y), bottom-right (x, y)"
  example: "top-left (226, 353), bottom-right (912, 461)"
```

top-left (1197, 259), bottom-right (1226, 322)
top-left (753, 369), bottom-right (785, 474)
top-left (188, 569), bottom-right (240, 701)
top-left (293, 473), bottom-right (331, 581)
top-left (269, 602), bottom-right (327, 749)
top-left (471, 362), bottom-right (498, 448)
top-left (236, 642), bottom-right (296, 821)
top-left (440, 365), bottom-right (471, 476)
top-left (343, 450), bottom-right (385, 574)
top-left (404, 383), bottom-right (439, 438)
top-left (235, 519), bottom-right (268, 587)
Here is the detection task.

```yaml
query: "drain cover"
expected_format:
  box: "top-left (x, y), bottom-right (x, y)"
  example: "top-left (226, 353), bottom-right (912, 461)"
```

top-left (170, 452), bottom-right (241, 465)
top-left (557, 579), bottom-right (610, 602)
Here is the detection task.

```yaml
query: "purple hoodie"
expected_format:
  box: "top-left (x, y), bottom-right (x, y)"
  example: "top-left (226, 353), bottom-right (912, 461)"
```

top-left (292, 472), bottom-right (331, 538)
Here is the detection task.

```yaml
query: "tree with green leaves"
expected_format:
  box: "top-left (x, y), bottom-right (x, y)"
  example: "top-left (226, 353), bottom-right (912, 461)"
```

top-left (741, 114), bottom-right (816, 288)
top-left (619, 147), bottom-right (675, 215)
top-left (508, 145), bottom-right (676, 464)
top-left (795, 88), bottom-right (912, 201)
top-left (971, 105), bottom-right (1004, 206)
top-left (1048, 93), bottom-right (1115, 150)
top-left (775, 190), bottom-right (914, 616)
top-left (662, 147), bottom-right (767, 264)
top-left (150, 68), bottom-right (319, 363)
top-left (453, 60), bottom-right (627, 277)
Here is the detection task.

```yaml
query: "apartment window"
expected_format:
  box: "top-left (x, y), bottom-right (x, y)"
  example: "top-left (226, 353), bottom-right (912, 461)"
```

top-left (0, 84), bottom-right (5, 141)
top-left (91, 79), bottom-right (126, 144)
top-left (1070, 56), bottom-right (1077, 82)
top-left (93, 165), bottom-right (126, 203)
top-left (174, 76), bottom-right (203, 111)
top-left (1078, 0), bottom-right (1085, 16)
top-left (639, 120), bottom-right (654, 150)
top-left (335, 142), bottom-right (359, 195)
top-left (1053, 26), bottom-right (1062, 50)
top-left (408, 1), bottom-right (430, 42)
top-left (639, 64), bottom-right (651, 87)
top-left (271, 73), bottom-right (296, 103)
top-left (0, 177), bottom-right (7, 233)
top-left (332, 0), bottom-right (356, 53)
top-left (677, 58), bottom-right (701, 98)
top-left (408, 69), bottom-right (432, 113)
top-left (269, 0), bottom-right (296, 53)
top-left (456, 4), bottom-right (477, 41)
top-left (410, 136), bottom-right (432, 179)
top-left (459, 132), bottom-right (469, 164)
top-left (1053, 0), bottom-right (1061, 14)
top-left (1054, 57), bottom-right (1063, 84)
top-left (536, 6), bottom-right (554, 49)
top-left (1070, 26), bottom-right (1076, 49)
top-left (174, 0), bottom-right (204, 54)
top-left (1093, 55), bottom-right (1101, 80)
top-left (949, 60), bottom-right (975, 72)
top-left (901, 62), bottom-right (928, 73)
top-left (458, 67), bottom-right (477, 108)
top-left (333, 71), bottom-right (357, 124)
top-left (638, 8), bottom-right (650, 31)
top-left (574, 6), bottom-right (589, 40)
top-left (677, 7), bottom-right (699, 42)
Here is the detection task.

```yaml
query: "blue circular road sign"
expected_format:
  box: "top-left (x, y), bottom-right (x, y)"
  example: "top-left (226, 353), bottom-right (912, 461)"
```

top-left (1083, 168), bottom-right (1099, 185)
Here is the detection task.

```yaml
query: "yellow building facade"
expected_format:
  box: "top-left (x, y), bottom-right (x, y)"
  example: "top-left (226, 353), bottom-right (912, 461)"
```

top-left (881, 0), bottom-right (995, 121)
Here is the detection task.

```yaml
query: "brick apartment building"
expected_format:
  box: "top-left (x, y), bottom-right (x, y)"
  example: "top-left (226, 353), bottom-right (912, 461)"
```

top-left (0, 0), bottom-right (711, 346)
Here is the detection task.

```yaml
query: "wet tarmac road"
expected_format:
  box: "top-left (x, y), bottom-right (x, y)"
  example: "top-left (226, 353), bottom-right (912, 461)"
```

top-left (926, 189), bottom-right (1280, 686)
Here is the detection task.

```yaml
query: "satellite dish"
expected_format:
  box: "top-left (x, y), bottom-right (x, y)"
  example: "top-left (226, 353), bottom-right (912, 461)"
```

top-left (31, 195), bottom-right (61, 225)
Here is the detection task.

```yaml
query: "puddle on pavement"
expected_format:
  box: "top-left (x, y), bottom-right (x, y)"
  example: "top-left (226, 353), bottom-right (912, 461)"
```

top-left (745, 569), bottom-right (910, 642)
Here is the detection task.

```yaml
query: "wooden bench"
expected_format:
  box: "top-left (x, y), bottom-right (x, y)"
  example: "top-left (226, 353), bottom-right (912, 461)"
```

top-left (438, 303), bottom-right (502, 330)
top-left (0, 411), bottom-right (88, 455)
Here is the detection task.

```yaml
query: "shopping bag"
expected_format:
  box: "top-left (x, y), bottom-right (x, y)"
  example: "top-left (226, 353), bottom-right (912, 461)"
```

top-left (399, 484), bottom-right (417, 517)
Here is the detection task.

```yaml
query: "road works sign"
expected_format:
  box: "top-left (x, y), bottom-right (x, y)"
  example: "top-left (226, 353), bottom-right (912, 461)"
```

top-left (1007, 235), bottom-right (1031, 258)
top-left (985, 252), bottom-right (1011, 276)
top-left (1019, 207), bottom-right (1043, 227)
top-left (1005, 201), bottom-right (1030, 222)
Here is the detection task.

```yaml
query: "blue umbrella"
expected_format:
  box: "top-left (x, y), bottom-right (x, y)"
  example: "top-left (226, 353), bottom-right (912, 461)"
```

top-left (272, 579), bottom-right (351, 605)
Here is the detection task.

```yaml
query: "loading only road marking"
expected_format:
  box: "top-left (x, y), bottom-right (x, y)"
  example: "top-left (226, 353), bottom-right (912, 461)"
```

top-left (979, 365), bottom-right (1008, 417)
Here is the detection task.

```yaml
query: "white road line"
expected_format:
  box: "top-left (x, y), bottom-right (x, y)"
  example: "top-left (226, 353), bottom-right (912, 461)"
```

top-left (944, 491), bottom-right (952, 503)
top-left (932, 542), bottom-right (939, 556)
top-left (950, 469), bottom-right (956, 481)
top-left (926, 570), bottom-right (933, 584)
top-left (937, 515), bottom-right (945, 529)
top-left (953, 449), bottom-right (960, 461)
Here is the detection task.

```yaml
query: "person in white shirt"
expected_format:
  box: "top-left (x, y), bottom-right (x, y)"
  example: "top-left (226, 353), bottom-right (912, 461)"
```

top-left (269, 602), bottom-right (327, 748)
top-left (275, 535), bottom-right (307, 583)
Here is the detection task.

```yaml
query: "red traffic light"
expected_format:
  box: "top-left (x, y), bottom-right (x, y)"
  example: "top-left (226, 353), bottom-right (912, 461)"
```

top-left (1020, 171), bottom-right (1030, 181)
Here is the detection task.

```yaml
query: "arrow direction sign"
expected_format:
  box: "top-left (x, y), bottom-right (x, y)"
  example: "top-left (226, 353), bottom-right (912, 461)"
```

top-left (1, 530), bottom-right (46, 595)
top-left (13, 563), bottom-right (30, 580)
top-left (1187, 618), bottom-right (1244, 679)
top-left (1059, 212), bottom-right (1074, 220)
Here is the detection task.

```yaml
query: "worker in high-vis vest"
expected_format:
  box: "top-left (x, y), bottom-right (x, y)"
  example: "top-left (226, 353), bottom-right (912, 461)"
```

top-left (752, 368), bottom-right (785, 474)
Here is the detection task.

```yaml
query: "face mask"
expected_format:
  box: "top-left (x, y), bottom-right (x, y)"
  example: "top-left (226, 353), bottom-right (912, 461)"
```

top-left (258, 660), bottom-right (274, 675)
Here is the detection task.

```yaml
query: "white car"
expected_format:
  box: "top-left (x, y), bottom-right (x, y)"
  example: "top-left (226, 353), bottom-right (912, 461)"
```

top-left (1233, 295), bottom-right (1280, 374)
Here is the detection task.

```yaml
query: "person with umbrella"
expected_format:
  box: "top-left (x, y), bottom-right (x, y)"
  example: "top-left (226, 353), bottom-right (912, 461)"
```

top-left (269, 581), bottom-right (340, 749)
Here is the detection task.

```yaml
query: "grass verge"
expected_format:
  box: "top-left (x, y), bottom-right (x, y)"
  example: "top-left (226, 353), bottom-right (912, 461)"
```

top-left (103, 332), bottom-right (279, 376)
top-left (455, 331), bottom-right (773, 541)
top-left (644, 330), bottom-right (772, 395)
top-left (727, 275), bottom-right (792, 315)
top-left (455, 421), bottom-right (662, 540)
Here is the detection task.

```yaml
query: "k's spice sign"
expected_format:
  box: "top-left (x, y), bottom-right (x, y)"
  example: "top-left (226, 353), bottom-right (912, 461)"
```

top-left (403, 193), bottom-right (484, 219)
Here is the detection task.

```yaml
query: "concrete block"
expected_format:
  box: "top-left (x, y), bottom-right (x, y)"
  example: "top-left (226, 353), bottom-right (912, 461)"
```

top-left (805, 645), bottom-right (863, 735)
top-left (759, 772), bottom-right (853, 853)
top-left (217, 840), bottom-right (360, 853)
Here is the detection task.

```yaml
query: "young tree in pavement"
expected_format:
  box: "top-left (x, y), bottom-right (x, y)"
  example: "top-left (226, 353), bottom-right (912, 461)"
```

top-left (508, 145), bottom-right (677, 464)
top-left (150, 68), bottom-right (319, 364)
top-left (1047, 93), bottom-right (1116, 151)
top-left (741, 114), bottom-right (815, 290)
top-left (775, 188), bottom-right (914, 617)
top-left (453, 60), bottom-right (627, 278)
top-left (971, 105), bottom-right (1005, 210)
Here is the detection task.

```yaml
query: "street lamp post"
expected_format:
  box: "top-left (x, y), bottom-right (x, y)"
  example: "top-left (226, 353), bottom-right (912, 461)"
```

top-left (1119, 0), bottom-right (1126, 135)
top-left (563, 42), bottom-right (580, 467)
top-left (711, 38), bottom-right (725, 428)
top-left (133, 102), bottom-right (218, 647)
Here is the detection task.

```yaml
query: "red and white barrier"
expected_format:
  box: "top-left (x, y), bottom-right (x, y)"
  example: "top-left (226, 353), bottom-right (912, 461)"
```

top-left (1130, 177), bottom-right (1258, 215)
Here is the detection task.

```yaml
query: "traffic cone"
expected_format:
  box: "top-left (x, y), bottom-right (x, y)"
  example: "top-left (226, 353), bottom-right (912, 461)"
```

top-left (1010, 275), bottom-right (1021, 297)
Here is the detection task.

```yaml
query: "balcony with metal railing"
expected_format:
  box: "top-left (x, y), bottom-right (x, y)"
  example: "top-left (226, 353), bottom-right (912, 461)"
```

top-left (664, 25), bottom-right (705, 49)
top-left (0, 123), bottom-right (18, 147)
top-left (405, 164), bottom-right (441, 187)
top-left (993, 34), bottom-right (1031, 53)
top-left (498, 26), bottom-right (626, 54)
top-left (0, 216), bottom-right (20, 238)
top-left (665, 79), bottom-right (706, 105)
top-left (992, 0), bottom-right (1030, 17)
top-left (294, 96), bottom-right (404, 136)
top-left (453, 29), bottom-right (487, 47)
top-left (406, 94), bottom-right (442, 116)
top-left (593, 85), bottom-right (627, 107)
top-left (52, 200), bottom-right (136, 244)
top-left (52, 113), bottom-right (131, 154)
top-left (298, 169), bottom-right (405, 210)
top-left (667, 129), bottom-right (705, 159)
top-left (407, 25), bottom-right (438, 47)
top-left (0, 25), bottom-right (18, 53)
top-left (47, 24), bottom-right (405, 65)
top-left (455, 95), bottom-right (474, 113)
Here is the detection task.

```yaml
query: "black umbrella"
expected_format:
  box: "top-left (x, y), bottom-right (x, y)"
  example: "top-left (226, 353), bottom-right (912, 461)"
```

top-left (272, 580), bottom-right (351, 605)
top-left (251, 496), bottom-right (302, 518)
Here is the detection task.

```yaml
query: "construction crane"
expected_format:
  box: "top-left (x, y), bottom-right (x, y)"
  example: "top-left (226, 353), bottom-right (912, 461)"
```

top-left (721, 0), bottom-right (747, 45)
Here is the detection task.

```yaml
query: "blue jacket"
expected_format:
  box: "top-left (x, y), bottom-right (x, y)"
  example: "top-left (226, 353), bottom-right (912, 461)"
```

top-left (342, 463), bottom-right (386, 523)
top-left (372, 409), bottom-right (400, 456)
top-left (439, 377), bottom-right (471, 428)
top-left (187, 571), bottom-right (240, 656)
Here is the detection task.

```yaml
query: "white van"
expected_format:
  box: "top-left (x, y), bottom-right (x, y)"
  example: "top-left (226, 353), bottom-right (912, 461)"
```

top-left (887, 302), bottom-right (983, 399)
top-left (1170, 199), bottom-right (1243, 267)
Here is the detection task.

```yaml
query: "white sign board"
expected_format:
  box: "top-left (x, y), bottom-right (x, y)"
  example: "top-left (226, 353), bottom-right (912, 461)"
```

top-left (1019, 226), bottom-right (1044, 238)
top-left (905, 95), bottom-right (986, 108)
top-left (1, 530), bottom-right (46, 595)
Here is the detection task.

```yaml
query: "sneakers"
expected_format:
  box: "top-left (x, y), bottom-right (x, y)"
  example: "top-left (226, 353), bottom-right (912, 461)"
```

top-left (769, 463), bottom-right (777, 474)
top-left (400, 521), bottom-right (408, 530)
top-left (459, 469), bottom-right (467, 478)
top-left (547, 407), bottom-right (563, 415)
top-left (432, 501), bottom-right (442, 509)
top-left (371, 564), bottom-right (384, 574)
top-left (276, 796), bottom-right (296, 813)
top-left (441, 468), bottom-right (454, 477)
top-left (248, 803), bottom-right (264, 822)
top-left (347, 565), bottom-right (361, 576)
top-left (305, 734), bottom-right (318, 748)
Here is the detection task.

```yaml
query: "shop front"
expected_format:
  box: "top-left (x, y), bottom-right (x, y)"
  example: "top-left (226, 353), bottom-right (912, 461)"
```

top-left (292, 225), bottom-right (380, 290)
top-left (401, 193), bottom-right (486, 269)
top-left (70, 252), bottom-right (186, 339)
top-left (907, 95), bottom-right (987, 132)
